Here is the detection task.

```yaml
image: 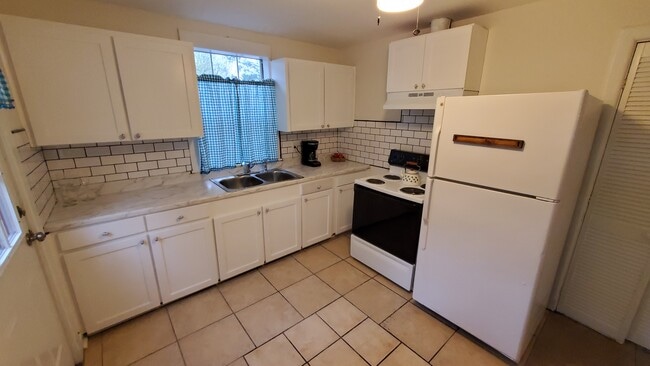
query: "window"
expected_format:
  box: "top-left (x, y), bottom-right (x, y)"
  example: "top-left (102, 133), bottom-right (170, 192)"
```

top-left (0, 171), bottom-right (21, 268)
top-left (194, 50), bottom-right (279, 173)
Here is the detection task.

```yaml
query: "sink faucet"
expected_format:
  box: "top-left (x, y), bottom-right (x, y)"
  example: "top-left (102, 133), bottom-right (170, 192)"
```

top-left (242, 161), bottom-right (268, 175)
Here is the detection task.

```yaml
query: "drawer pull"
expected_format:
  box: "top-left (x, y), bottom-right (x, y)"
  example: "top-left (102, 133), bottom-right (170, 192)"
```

top-left (101, 232), bottom-right (112, 237)
top-left (139, 240), bottom-right (145, 245)
top-left (176, 215), bottom-right (185, 222)
top-left (155, 237), bottom-right (160, 242)
top-left (317, 185), bottom-right (321, 190)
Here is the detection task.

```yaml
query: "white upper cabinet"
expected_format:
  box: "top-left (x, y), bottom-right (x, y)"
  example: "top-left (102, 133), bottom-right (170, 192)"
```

top-left (114, 35), bottom-right (203, 141)
top-left (384, 24), bottom-right (488, 109)
top-left (0, 16), bottom-right (130, 145)
top-left (0, 15), bottom-right (203, 146)
top-left (273, 58), bottom-right (355, 132)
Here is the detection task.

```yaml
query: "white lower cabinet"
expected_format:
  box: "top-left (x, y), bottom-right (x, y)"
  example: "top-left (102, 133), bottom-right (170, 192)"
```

top-left (334, 183), bottom-right (354, 234)
top-left (148, 219), bottom-right (219, 303)
top-left (302, 189), bottom-right (334, 247)
top-left (214, 207), bottom-right (265, 281)
top-left (63, 234), bottom-right (159, 334)
top-left (263, 198), bottom-right (302, 262)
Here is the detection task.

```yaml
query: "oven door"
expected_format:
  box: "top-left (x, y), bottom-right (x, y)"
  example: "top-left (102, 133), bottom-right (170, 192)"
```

top-left (352, 184), bottom-right (423, 264)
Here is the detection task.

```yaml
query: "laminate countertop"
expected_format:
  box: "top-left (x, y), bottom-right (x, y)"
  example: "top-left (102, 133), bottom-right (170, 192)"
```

top-left (45, 159), bottom-right (370, 232)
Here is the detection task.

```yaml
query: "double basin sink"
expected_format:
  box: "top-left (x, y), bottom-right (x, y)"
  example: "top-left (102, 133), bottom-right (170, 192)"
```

top-left (211, 169), bottom-right (303, 192)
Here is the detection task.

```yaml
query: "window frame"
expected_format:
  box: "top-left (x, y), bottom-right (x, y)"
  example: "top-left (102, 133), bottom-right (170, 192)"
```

top-left (0, 170), bottom-right (23, 275)
top-left (194, 48), bottom-right (267, 81)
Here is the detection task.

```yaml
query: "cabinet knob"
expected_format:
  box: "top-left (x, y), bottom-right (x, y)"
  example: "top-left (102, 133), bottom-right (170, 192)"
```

top-left (421, 83), bottom-right (426, 89)
top-left (317, 185), bottom-right (321, 190)
top-left (339, 189), bottom-right (343, 193)
top-left (327, 124), bottom-right (330, 128)
top-left (257, 210), bottom-right (261, 216)
top-left (321, 124), bottom-right (325, 128)
top-left (176, 215), bottom-right (185, 222)
top-left (101, 232), bottom-right (112, 237)
top-left (139, 240), bottom-right (145, 245)
top-left (304, 198), bottom-right (308, 202)
top-left (414, 84), bottom-right (418, 89)
top-left (155, 237), bottom-right (160, 242)
top-left (118, 134), bottom-right (126, 140)
top-left (265, 208), bottom-right (269, 213)
top-left (134, 133), bottom-right (141, 139)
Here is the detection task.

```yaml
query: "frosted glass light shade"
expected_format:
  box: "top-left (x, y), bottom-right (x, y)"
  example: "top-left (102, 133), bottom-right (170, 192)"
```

top-left (377, 0), bottom-right (423, 12)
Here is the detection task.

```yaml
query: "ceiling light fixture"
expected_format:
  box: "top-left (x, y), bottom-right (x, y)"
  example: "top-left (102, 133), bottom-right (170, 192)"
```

top-left (377, 0), bottom-right (423, 13)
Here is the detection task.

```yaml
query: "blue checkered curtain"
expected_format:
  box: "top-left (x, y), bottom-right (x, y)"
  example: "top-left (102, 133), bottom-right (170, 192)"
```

top-left (196, 76), bottom-right (279, 173)
top-left (0, 70), bottom-right (15, 109)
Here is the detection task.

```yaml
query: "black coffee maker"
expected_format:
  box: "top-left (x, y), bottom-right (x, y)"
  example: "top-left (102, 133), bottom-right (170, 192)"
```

top-left (301, 140), bottom-right (321, 167)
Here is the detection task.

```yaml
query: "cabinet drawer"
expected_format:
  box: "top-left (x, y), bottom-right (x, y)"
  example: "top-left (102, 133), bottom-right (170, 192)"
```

top-left (301, 178), bottom-right (334, 195)
top-left (334, 170), bottom-right (372, 186)
top-left (145, 203), bottom-right (211, 230)
top-left (57, 216), bottom-right (146, 251)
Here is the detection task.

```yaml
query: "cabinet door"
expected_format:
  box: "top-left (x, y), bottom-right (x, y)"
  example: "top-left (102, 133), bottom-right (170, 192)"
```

top-left (1, 16), bottom-right (130, 145)
top-left (263, 198), bottom-right (302, 262)
top-left (63, 234), bottom-right (159, 334)
top-left (422, 26), bottom-right (473, 91)
top-left (214, 207), bottom-right (265, 280)
top-left (324, 64), bottom-right (355, 128)
top-left (334, 183), bottom-right (355, 234)
top-left (302, 189), bottom-right (334, 247)
top-left (149, 219), bottom-right (219, 303)
top-left (114, 35), bottom-right (203, 140)
top-left (288, 60), bottom-right (325, 131)
top-left (386, 36), bottom-right (425, 93)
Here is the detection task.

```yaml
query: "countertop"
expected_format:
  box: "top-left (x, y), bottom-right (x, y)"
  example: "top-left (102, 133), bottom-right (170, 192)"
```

top-left (45, 159), bottom-right (369, 232)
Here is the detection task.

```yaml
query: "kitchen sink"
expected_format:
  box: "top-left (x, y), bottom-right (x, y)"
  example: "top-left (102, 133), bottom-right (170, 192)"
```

top-left (211, 169), bottom-right (303, 192)
top-left (254, 169), bottom-right (303, 183)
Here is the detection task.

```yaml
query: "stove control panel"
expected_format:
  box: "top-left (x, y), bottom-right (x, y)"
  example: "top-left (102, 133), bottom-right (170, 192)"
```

top-left (388, 150), bottom-right (430, 172)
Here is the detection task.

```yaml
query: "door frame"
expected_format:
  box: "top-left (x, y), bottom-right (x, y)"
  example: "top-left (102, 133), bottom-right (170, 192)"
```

top-left (549, 24), bottom-right (650, 309)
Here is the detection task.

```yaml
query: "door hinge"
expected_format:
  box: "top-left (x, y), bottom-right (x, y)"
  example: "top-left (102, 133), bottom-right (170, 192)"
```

top-left (16, 205), bottom-right (26, 218)
top-left (26, 230), bottom-right (49, 246)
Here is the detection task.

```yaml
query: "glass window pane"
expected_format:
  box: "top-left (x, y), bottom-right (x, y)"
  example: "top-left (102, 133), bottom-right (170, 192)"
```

top-left (194, 51), bottom-right (213, 76)
top-left (211, 54), bottom-right (238, 79)
top-left (238, 57), bottom-right (263, 81)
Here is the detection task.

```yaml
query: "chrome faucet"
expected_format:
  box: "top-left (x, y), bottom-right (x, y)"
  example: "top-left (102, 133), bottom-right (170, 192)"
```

top-left (241, 161), bottom-right (268, 175)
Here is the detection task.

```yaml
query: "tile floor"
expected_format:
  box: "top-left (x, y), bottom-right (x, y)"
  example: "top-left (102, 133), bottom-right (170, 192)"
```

top-left (84, 234), bottom-right (650, 366)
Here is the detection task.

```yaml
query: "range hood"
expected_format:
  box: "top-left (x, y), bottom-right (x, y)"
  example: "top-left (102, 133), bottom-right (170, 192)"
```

top-left (383, 88), bottom-right (477, 110)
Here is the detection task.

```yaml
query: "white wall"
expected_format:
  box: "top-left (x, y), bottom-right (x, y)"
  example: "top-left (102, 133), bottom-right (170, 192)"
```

top-left (346, 0), bottom-right (650, 120)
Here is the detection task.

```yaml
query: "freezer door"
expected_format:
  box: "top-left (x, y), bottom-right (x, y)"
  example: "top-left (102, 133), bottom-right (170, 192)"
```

top-left (413, 179), bottom-right (557, 361)
top-left (434, 91), bottom-right (590, 199)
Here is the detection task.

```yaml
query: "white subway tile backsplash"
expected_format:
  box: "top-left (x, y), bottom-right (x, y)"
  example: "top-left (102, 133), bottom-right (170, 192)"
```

top-left (105, 173), bottom-right (127, 182)
top-left (64, 168), bottom-right (91, 179)
top-left (149, 168), bottom-right (169, 176)
top-left (47, 159), bottom-right (75, 170)
top-left (145, 152), bottom-right (166, 161)
top-left (91, 165), bottom-right (116, 176)
top-left (165, 150), bottom-right (184, 159)
top-left (137, 161), bottom-right (158, 170)
top-left (110, 145), bottom-right (134, 155)
top-left (115, 163), bottom-right (138, 173)
top-left (154, 142), bottom-right (174, 151)
top-left (85, 146), bottom-right (111, 157)
top-left (100, 155), bottom-right (125, 165)
top-left (128, 171), bottom-right (149, 179)
top-left (157, 159), bottom-right (177, 168)
top-left (125, 154), bottom-right (146, 163)
top-left (75, 157), bottom-right (101, 168)
top-left (58, 148), bottom-right (86, 159)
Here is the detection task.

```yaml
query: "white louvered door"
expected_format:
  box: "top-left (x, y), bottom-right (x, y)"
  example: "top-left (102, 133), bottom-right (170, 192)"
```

top-left (557, 42), bottom-right (650, 346)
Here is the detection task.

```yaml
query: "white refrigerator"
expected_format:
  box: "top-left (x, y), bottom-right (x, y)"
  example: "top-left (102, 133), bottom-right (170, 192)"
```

top-left (413, 90), bottom-right (601, 362)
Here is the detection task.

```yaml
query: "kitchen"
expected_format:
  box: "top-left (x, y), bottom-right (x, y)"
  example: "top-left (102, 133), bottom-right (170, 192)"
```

top-left (0, 0), bottom-right (649, 365)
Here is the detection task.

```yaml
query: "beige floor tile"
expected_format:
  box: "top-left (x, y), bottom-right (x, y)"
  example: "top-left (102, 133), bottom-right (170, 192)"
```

top-left (83, 335), bottom-right (102, 366)
top-left (344, 319), bottom-right (399, 365)
top-left (281, 275), bottom-right (340, 317)
top-left (293, 245), bottom-right (340, 273)
top-left (317, 297), bottom-right (367, 336)
top-left (236, 292), bottom-right (303, 346)
top-left (131, 343), bottom-right (185, 366)
top-left (524, 312), bottom-right (636, 366)
top-left (345, 279), bottom-right (406, 323)
top-left (245, 334), bottom-right (305, 366)
top-left (285, 314), bottom-right (339, 360)
top-left (346, 257), bottom-right (378, 277)
top-left (379, 344), bottom-right (429, 366)
top-left (259, 256), bottom-right (311, 290)
top-left (637, 346), bottom-right (650, 366)
top-left (309, 339), bottom-right (368, 366)
top-left (102, 308), bottom-right (176, 366)
top-left (381, 303), bottom-right (454, 361)
top-left (228, 358), bottom-right (247, 366)
top-left (167, 286), bottom-right (232, 338)
top-left (374, 275), bottom-right (412, 300)
top-left (431, 333), bottom-right (507, 366)
top-left (218, 270), bottom-right (276, 312)
top-left (316, 260), bottom-right (370, 295)
top-left (322, 235), bottom-right (351, 259)
top-left (179, 314), bottom-right (255, 366)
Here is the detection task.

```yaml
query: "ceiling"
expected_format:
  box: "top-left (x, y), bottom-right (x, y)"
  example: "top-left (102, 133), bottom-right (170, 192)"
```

top-left (87, 0), bottom-right (541, 48)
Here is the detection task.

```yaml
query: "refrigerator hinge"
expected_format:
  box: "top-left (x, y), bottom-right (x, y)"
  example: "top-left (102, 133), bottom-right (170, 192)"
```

top-left (535, 196), bottom-right (559, 203)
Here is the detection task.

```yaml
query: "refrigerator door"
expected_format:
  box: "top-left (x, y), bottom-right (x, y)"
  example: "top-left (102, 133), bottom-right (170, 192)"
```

top-left (413, 179), bottom-right (556, 361)
top-left (433, 91), bottom-right (589, 199)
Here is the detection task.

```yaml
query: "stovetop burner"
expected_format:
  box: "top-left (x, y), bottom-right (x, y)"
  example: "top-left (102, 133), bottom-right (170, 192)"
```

top-left (366, 178), bottom-right (385, 185)
top-left (400, 187), bottom-right (425, 195)
top-left (383, 174), bottom-right (401, 181)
